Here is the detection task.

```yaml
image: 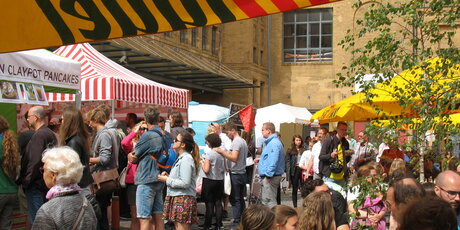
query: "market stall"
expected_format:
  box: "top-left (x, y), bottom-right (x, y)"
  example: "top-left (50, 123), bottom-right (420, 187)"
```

top-left (0, 49), bottom-right (80, 132)
top-left (45, 43), bottom-right (189, 121)
top-left (255, 103), bottom-right (312, 145)
top-left (188, 101), bottom-right (229, 152)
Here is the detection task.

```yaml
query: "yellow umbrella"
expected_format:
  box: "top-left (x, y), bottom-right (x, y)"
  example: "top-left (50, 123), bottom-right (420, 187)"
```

top-left (312, 58), bottom-right (460, 124)
top-left (371, 113), bottom-right (460, 130)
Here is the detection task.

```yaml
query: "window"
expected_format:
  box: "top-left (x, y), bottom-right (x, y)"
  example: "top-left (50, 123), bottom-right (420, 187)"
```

top-left (283, 8), bottom-right (333, 63)
top-left (211, 26), bottom-right (217, 54)
top-left (191, 28), bottom-right (197, 47)
top-left (260, 50), bottom-right (264, 66)
top-left (253, 47), bottom-right (257, 64)
top-left (164, 32), bottom-right (172, 37)
top-left (202, 27), bottom-right (208, 50)
top-left (180, 30), bottom-right (187, 43)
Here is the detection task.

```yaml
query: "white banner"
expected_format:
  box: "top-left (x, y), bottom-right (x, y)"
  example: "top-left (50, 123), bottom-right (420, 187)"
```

top-left (0, 49), bottom-right (80, 90)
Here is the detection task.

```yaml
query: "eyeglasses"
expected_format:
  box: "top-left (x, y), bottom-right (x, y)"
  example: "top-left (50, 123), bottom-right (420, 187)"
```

top-left (27, 114), bottom-right (38, 120)
top-left (139, 127), bottom-right (148, 131)
top-left (174, 138), bottom-right (182, 143)
top-left (439, 186), bottom-right (460, 199)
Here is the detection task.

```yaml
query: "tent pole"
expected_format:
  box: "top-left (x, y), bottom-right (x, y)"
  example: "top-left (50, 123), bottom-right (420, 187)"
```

top-left (111, 100), bottom-right (115, 119)
top-left (75, 91), bottom-right (82, 110)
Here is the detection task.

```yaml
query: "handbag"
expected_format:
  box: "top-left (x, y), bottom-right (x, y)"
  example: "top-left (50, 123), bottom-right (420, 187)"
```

top-left (224, 159), bottom-right (232, 195)
top-left (119, 166), bottom-right (128, 188)
top-left (224, 171), bottom-right (231, 195)
top-left (91, 168), bottom-right (120, 195)
top-left (330, 158), bottom-right (343, 174)
top-left (246, 156), bottom-right (254, 166)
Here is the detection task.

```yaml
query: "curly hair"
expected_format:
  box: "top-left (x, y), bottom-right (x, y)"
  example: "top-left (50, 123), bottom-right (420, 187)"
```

top-left (42, 147), bottom-right (83, 185)
top-left (0, 116), bottom-right (20, 179)
top-left (299, 192), bottom-right (336, 230)
top-left (205, 133), bottom-right (222, 148)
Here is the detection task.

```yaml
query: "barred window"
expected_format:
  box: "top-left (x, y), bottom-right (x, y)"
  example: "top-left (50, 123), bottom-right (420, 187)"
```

top-left (283, 8), bottom-right (333, 63)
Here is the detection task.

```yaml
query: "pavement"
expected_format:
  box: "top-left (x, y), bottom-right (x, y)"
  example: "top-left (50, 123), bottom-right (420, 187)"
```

top-left (119, 188), bottom-right (301, 230)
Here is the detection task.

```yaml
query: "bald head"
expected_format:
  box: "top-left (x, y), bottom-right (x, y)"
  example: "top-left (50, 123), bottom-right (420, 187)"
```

top-left (29, 106), bottom-right (46, 120)
top-left (434, 170), bottom-right (460, 209)
top-left (435, 170), bottom-right (460, 187)
top-left (27, 106), bottom-right (47, 130)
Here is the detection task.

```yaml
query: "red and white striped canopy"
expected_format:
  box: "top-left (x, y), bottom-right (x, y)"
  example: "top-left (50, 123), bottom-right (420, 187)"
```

top-left (47, 43), bottom-right (188, 109)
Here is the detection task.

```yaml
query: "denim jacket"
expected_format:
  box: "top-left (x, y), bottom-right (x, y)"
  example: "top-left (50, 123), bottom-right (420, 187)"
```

top-left (166, 152), bottom-right (196, 197)
top-left (134, 126), bottom-right (163, 185)
top-left (258, 134), bottom-right (285, 178)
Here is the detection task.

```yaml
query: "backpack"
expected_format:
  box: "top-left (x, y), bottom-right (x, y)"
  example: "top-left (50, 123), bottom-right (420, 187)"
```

top-left (148, 129), bottom-right (176, 173)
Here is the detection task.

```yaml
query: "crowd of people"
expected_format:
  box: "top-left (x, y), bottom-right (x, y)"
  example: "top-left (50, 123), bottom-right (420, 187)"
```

top-left (0, 105), bottom-right (459, 230)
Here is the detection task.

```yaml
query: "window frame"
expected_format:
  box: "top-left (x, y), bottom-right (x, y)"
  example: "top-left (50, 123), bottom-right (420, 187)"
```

top-left (283, 8), bottom-right (333, 63)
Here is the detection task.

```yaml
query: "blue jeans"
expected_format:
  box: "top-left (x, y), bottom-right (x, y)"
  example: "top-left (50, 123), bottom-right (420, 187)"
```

top-left (24, 187), bottom-right (46, 224)
top-left (230, 174), bottom-right (246, 223)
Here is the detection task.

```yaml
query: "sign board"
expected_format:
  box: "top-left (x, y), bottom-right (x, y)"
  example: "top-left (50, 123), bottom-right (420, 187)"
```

top-left (228, 103), bottom-right (245, 126)
top-left (0, 50), bottom-right (80, 90)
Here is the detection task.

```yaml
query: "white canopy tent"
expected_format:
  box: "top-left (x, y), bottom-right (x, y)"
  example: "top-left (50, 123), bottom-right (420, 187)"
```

top-left (255, 103), bottom-right (312, 140)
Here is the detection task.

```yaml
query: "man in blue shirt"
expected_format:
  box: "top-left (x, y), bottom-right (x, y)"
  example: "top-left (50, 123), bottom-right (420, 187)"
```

top-left (255, 122), bottom-right (284, 208)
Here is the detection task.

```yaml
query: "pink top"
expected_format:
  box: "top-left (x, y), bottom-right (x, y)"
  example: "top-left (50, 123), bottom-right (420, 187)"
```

top-left (121, 132), bottom-right (137, 184)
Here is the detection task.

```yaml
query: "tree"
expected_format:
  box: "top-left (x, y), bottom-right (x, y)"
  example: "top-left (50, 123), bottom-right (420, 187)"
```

top-left (335, 0), bottom-right (460, 182)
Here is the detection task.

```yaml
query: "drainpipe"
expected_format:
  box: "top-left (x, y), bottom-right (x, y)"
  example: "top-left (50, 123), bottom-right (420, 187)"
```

top-left (267, 15), bottom-right (272, 105)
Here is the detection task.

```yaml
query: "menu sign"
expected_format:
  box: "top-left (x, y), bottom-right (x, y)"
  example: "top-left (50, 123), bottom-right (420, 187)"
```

top-left (0, 80), bottom-right (48, 105)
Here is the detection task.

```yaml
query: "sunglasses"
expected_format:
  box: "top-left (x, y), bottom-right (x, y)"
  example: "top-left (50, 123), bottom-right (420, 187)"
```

top-left (139, 127), bottom-right (148, 131)
top-left (174, 138), bottom-right (182, 143)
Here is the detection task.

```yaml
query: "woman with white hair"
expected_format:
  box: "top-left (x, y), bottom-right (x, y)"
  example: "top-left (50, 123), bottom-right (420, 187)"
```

top-left (32, 147), bottom-right (97, 230)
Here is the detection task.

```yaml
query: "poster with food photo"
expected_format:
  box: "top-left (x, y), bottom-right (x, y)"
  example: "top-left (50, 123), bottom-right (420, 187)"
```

top-left (33, 84), bottom-right (48, 105)
top-left (24, 83), bottom-right (38, 102)
top-left (0, 81), bottom-right (22, 103)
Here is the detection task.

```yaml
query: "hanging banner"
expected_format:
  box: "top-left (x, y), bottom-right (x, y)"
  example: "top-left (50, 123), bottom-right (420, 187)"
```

top-left (0, 0), bottom-right (341, 53)
top-left (0, 49), bottom-right (81, 90)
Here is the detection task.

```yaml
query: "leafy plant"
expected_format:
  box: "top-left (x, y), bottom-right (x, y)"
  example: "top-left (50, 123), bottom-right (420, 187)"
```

top-left (335, 0), bottom-right (460, 182)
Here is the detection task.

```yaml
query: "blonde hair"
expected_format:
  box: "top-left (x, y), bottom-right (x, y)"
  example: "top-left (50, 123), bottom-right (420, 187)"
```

top-left (42, 147), bottom-right (84, 185)
top-left (389, 158), bottom-right (406, 176)
top-left (299, 192), bottom-right (336, 230)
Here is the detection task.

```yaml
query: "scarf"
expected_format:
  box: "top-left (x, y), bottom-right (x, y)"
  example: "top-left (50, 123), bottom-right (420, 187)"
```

top-left (46, 183), bottom-right (82, 200)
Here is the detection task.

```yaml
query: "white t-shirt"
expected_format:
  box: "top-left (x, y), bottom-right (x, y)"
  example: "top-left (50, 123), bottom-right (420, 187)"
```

top-left (220, 133), bottom-right (232, 151)
top-left (311, 141), bottom-right (322, 174)
top-left (377, 143), bottom-right (389, 162)
top-left (299, 150), bottom-right (312, 168)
